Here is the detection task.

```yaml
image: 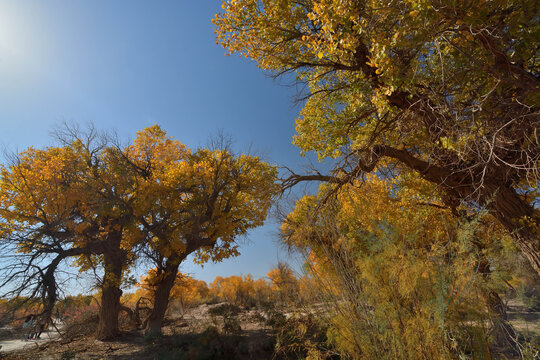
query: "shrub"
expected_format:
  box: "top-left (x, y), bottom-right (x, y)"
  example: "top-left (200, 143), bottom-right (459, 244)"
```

top-left (207, 303), bottom-right (241, 317)
top-left (517, 285), bottom-right (540, 311)
top-left (271, 312), bottom-right (338, 360)
top-left (61, 312), bottom-right (99, 340)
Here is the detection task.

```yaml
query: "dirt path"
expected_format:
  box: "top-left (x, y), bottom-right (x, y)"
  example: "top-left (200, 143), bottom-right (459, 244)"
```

top-left (0, 327), bottom-right (62, 354)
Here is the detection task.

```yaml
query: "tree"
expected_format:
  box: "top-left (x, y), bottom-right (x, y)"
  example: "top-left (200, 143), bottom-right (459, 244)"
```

top-left (169, 275), bottom-right (209, 314)
top-left (214, 0), bottom-right (540, 275)
top-left (0, 144), bottom-right (87, 323)
top-left (0, 127), bottom-right (138, 340)
top-left (53, 125), bottom-right (148, 340)
top-left (137, 269), bottom-right (209, 316)
top-left (0, 124), bottom-right (151, 339)
top-left (209, 274), bottom-right (263, 307)
top-left (267, 262), bottom-right (298, 305)
top-left (0, 125), bottom-right (278, 338)
top-left (121, 126), bottom-right (278, 335)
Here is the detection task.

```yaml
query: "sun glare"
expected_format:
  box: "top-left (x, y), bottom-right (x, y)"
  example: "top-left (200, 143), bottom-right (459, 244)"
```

top-left (0, 3), bottom-right (32, 63)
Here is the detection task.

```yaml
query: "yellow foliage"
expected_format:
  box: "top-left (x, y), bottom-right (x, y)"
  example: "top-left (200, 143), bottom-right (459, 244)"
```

top-left (282, 174), bottom-right (514, 358)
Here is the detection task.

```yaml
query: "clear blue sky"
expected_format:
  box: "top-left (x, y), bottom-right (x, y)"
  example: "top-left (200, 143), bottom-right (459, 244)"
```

top-left (0, 1), bottom-right (324, 285)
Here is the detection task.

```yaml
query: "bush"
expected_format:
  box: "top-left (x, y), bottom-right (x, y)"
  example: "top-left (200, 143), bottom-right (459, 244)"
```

top-left (61, 312), bottom-right (99, 340)
top-left (223, 315), bottom-right (242, 335)
top-left (154, 326), bottom-right (243, 360)
top-left (518, 285), bottom-right (540, 311)
top-left (270, 312), bottom-right (338, 359)
top-left (60, 350), bottom-right (76, 360)
top-left (264, 309), bottom-right (286, 328)
top-left (207, 303), bottom-right (241, 317)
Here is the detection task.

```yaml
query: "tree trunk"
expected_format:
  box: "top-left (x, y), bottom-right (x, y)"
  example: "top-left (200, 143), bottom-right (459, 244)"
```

top-left (144, 255), bottom-right (181, 336)
top-left (133, 297), bottom-right (151, 328)
top-left (487, 185), bottom-right (540, 277)
top-left (303, 144), bottom-right (540, 278)
top-left (119, 305), bottom-right (139, 328)
top-left (96, 229), bottom-right (125, 340)
top-left (477, 256), bottom-right (518, 353)
top-left (41, 256), bottom-right (62, 324)
top-left (97, 281), bottom-right (122, 340)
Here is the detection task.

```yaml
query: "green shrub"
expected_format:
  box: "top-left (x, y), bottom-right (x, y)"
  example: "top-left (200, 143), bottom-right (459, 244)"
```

top-left (518, 285), bottom-right (540, 311)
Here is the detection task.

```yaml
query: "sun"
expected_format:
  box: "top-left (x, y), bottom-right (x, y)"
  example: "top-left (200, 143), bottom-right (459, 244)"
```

top-left (0, 2), bottom-right (32, 61)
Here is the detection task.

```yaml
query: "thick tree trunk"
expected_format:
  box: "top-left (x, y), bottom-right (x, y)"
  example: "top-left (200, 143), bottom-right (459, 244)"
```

top-left (387, 147), bottom-right (540, 277)
top-left (144, 255), bottom-right (181, 336)
top-left (97, 279), bottom-right (123, 340)
top-left (486, 290), bottom-right (519, 353)
top-left (96, 229), bottom-right (125, 340)
top-left (487, 185), bottom-right (540, 277)
top-left (299, 144), bottom-right (540, 278)
top-left (380, 145), bottom-right (540, 278)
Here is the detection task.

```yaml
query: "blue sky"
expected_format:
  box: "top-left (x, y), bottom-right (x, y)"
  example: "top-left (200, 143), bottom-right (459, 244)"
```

top-left (0, 1), bottom-right (325, 285)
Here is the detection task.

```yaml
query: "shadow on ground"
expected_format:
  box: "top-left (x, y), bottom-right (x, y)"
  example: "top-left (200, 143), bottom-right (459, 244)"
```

top-left (0, 327), bottom-right (275, 360)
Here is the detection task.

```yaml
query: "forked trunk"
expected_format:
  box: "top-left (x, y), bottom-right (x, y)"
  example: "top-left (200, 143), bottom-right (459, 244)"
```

top-left (144, 255), bottom-right (181, 336)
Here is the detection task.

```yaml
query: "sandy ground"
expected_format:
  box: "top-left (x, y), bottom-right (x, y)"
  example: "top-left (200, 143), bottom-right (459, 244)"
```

top-left (0, 304), bottom-right (275, 359)
top-left (1, 301), bottom-right (538, 359)
top-left (0, 325), bottom-right (62, 354)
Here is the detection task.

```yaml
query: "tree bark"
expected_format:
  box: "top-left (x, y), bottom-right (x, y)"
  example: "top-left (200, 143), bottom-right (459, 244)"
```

top-left (344, 34), bottom-right (540, 276)
top-left (96, 228), bottom-right (125, 340)
top-left (365, 146), bottom-right (540, 278)
top-left (41, 245), bottom-right (104, 325)
top-left (142, 234), bottom-right (215, 336)
top-left (285, 145), bottom-right (540, 277)
top-left (41, 256), bottom-right (63, 324)
top-left (477, 255), bottom-right (518, 353)
top-left (144, 254), bottom-right (181, 336)
top-left (486, 185), bottom-right (540, 277)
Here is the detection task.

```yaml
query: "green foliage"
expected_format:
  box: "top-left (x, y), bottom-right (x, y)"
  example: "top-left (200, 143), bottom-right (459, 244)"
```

top-left (517, 336), bottom-right (540, 359)
top-left (214, 0), bottom-right (539, 176)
